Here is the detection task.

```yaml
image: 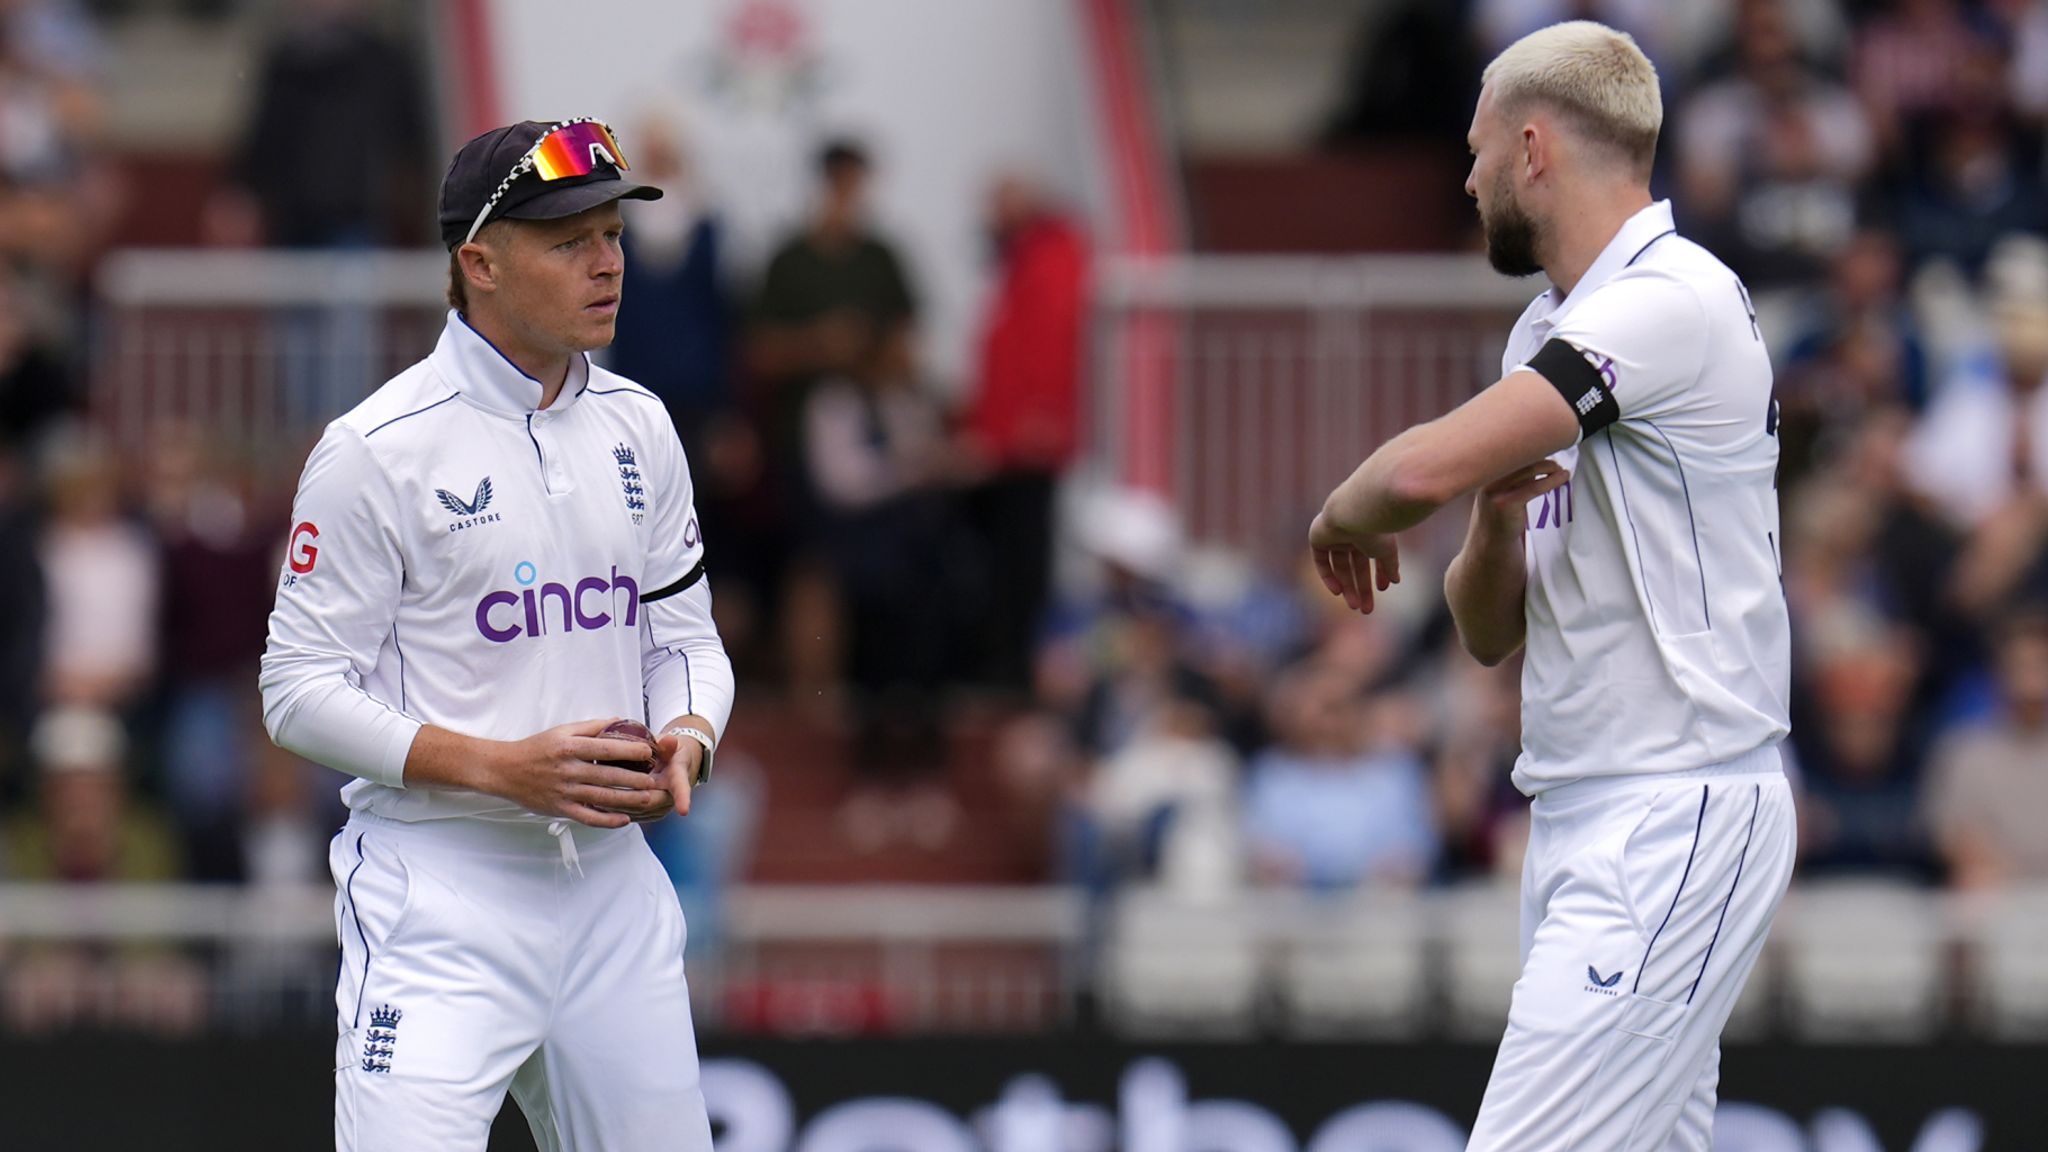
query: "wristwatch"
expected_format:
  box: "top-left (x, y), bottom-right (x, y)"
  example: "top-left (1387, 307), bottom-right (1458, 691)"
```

top-left (662, 724), bottom-right (716, 787)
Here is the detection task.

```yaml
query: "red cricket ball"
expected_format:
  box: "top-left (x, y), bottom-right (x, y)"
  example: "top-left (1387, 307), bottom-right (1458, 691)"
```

top-left (595, 718), bottom-right (658, 772)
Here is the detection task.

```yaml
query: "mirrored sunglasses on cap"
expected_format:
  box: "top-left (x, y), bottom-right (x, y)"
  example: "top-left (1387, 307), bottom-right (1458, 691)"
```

top-left (463, 117), bottom-right (633, 245)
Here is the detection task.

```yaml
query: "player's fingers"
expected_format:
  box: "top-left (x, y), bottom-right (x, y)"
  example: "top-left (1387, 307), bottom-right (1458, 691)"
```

top-left (1382, 542), bottom-right (1401, 586)
top-left (567, 763), bottom-right (666, 791)
top-left (1331, 548), bottom-right (1358, 610)
top-left (584, 787), bottom-right (672, 819)
top-left (1348, 551), bottom-right (1374, 614)
top-left (1312, 547), bottom-right (1344, 597)
top-left (558, 802), bottom-right (631, 829)
top-left (607, 785), bottom-right (673, 810)
top-left (565, 736), bottom-right (655, 765)
top-left (1501, 464), bottom-right (1572, 500)
top-left (1489, 458), bottom-right (1562, 490)
top-left (1527, 465), bottom-right (1572, 494)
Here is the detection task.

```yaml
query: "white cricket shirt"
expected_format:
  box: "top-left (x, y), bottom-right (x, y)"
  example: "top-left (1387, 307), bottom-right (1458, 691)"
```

top-left (1503, 201), bottom-right (1791, 793)
top-left (260, 312), bottom-right (734, 823)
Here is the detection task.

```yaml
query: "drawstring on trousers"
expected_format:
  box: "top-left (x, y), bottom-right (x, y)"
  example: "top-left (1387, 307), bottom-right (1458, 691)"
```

top-left (545, 820), bottom-right (583, 877)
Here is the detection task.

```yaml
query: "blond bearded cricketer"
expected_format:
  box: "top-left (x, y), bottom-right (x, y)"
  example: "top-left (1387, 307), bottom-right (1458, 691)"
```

top-left (1308, 23), bottom-right (1795, 1151)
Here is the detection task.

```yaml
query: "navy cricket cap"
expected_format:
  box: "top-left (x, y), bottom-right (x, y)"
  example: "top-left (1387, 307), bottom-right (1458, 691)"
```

top-left (437, 119), bottom-right (662, 250)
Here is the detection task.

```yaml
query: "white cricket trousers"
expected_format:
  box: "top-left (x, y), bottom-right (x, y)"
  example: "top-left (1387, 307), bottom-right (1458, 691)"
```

top-left (330, 811), bottom-right (713, 1151)
top-left (1467, 744), bottom-right (1796, 1152)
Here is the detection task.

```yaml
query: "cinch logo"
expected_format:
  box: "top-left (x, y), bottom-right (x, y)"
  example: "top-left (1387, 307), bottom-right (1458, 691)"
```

top-left (474, 561), bottom-right (639, 643)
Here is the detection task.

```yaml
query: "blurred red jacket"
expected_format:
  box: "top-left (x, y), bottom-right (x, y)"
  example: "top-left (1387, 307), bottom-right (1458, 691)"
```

top-left (966, 213), bottom-right (1090, 472)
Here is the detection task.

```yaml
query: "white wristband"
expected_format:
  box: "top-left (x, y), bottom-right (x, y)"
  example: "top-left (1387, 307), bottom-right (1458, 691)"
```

top-left (662, 725), bottom-right (715, 787)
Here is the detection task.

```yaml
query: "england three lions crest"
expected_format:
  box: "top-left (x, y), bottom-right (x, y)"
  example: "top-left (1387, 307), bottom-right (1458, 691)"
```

top-left (613, 444), bottom-right (647, 525)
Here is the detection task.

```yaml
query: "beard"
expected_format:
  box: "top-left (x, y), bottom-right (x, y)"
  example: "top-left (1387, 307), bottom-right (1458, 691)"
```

top-left (1481, 180), bottom-right (1544, 278)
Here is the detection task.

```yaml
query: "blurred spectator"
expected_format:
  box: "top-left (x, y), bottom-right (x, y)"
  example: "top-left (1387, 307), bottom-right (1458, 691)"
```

top-left (960, 173), bottom-right (1089, 691)
top-left (7, 706), bottom-right (175, 882)
top-left (1906, 236), bottom-right (2048, 546)
top-left (1180, 542), bottom-right (1318, 756)
top-left (1431, 654), bottom-right (1531, 880)
top-left (611, 112), bottom-right (734, 452)
top-left (804, 324), bottom-right (970, 827)
top-left (36, 434), bottom-right (155, 711)
top-left (1243, 666), bottom-right (1438, 890)
top-left (242, 741), bottom-right (327, 886)
top-left (1928, 607), bottom-right (2048, 888)
top-left (0, 1), bottom-right (113, 292)
top-left (1036, 487), bottom-right (1195, 734)
top-left (1474, 0), bottom-right (1669, 63)
top-left (1673, 0), bottom-right (1852, 83)
top-left (643, 749), bottom-right (767, 956)
top-left (0, 444), bottom-right (38, 794)
top-left (144, 430), bottom-right (272, 881)
top-left (1322, 0), bottom-right (1477, 142)
top-left (1823, 411), bottom-right (1977, 707)
top-left (1895, 97), bottom-right (2046, 279)
top-left (750, 138), bottom-right (919, 700)
top-left (1998, 0), bottom-right (2048, 123)
top-left (1677, 0), bottom-right (1875, 293)
top-left (1780, 230), bottom-right (1931, 466)
top-left (1853, 0), bottom-right (2001, 164)
top-left (1793, 623), bottom-right (1937, 878)
top-left (207, 0), bottom-right (428, 248)
top-left (1077, 696), bottom-right (1242, 897)
top-left (2, 706), bottom-right (204, 1034)
top-left (0, 268), bottom-right (78, 451)
top-left (2, 0), bottom-right (102, 83)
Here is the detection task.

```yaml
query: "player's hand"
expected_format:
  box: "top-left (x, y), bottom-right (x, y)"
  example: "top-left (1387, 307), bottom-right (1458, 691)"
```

top-left (1475, 459), bottom-right (1571, 538)
top-left (493, 718), bottom-right (674, 828)
top-left (1309, 510), bottom-right (1401, 615)
top-left (648, 730), bottom-right (705, 819)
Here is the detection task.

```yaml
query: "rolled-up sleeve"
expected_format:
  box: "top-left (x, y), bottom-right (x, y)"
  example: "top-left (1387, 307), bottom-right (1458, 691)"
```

top-left (257, 425), bottom-right (420, 787)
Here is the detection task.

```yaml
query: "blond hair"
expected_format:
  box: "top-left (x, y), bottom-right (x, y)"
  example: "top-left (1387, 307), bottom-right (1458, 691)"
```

top-left (1482, 21), bottom-right (1661, 178)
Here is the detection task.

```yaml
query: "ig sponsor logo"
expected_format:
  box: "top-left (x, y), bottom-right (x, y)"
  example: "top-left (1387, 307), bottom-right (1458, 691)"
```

top-left (281, 522), bottom-right (320, 587)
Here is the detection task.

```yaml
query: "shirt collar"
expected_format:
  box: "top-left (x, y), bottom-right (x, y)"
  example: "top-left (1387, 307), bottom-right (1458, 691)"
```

top-left (1532, 200), bottom-right (1678, 328)
top-left (429, 310), bottom-right (589, 417)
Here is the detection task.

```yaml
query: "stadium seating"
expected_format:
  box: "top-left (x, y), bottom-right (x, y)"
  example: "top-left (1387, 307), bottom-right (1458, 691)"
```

top-left (1778, 881), bottom-right (1947, 1041)
top-left (1270, 887), bottom-right (1431, 1037)
top-left (1965, 883), bottom-right (2048, 1040)
top-left (1098, 885), bottom-right (1262, 1036)
top-left (1440, 881), bottom-right (1522, 1040)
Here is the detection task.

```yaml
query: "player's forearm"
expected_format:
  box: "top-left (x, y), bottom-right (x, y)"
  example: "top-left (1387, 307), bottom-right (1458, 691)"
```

top-left (401, 724), bottom-right (510, 792)
top-left (259, 666), bottom-right (421, 789)
top-left (1445, 511), bottom-right (1529, 667)
top-left (1323, 428), bottom-right (1454, 536)
top-left (646, 642), bottom-right (733, 745)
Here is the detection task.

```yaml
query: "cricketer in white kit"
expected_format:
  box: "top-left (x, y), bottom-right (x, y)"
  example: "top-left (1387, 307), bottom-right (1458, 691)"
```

top-left (1308, 23), bottom-right (1794, 1151)
top-left (260, 118), bottom-right (729, 1151)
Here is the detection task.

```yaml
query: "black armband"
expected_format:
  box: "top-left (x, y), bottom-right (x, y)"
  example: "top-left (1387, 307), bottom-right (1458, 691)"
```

top-left (1528, 339), bottom-right (1620, 438)
top-left (641, 558), bottom-right (707, 603)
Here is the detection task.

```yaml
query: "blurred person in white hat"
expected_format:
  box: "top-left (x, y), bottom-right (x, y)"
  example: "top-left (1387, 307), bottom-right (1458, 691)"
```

top-left (3, 705), bottom-right (202, 1037)
top-left (1907, 235), bottom-right (2048, 615)
top-left (35, 430), bottom-right (156, 712)
top-left (7, 705), bottom-right (176, 884)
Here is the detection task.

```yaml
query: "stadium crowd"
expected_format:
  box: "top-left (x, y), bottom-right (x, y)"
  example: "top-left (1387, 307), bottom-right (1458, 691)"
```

top-left (0, 0), bottom-right (2046, 1031)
